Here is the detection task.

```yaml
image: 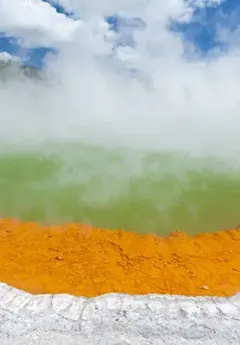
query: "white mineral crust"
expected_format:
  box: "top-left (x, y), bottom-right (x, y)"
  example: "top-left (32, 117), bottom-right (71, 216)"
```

top-left (0, 283), bottom-right (239, 344)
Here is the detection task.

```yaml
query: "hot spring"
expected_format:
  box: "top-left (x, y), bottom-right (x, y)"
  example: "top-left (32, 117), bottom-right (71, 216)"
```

top-left (1, 2), bottom-right (240, 235)
top-left (0, 138), bottom-right (239, 235)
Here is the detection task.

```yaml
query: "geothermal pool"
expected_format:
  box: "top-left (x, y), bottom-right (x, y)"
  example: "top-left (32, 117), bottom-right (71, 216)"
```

top-left (1, 141), bottom-right (239, 235)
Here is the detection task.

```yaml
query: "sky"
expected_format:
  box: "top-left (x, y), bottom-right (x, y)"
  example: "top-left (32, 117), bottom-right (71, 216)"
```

top-left (0, 0), bottom-right (240, 67)
top-left (1, 0), bottom-right (240, 163)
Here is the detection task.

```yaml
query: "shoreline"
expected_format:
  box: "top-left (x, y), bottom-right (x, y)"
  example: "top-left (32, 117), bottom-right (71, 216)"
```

top-left (0, 218), bottom-right (239, 298)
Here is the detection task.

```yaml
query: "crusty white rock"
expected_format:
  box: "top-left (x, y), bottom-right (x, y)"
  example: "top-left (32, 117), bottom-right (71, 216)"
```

top-left (0, 283), bottom-right (239, 344)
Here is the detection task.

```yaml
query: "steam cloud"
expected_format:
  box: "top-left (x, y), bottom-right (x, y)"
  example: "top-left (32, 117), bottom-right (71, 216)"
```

top-left (0, 0), bottom-right (239, 159)
top-left (0, 0), bottom-right (239, 232)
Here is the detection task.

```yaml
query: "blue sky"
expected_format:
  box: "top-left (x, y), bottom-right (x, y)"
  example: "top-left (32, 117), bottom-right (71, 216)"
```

top-left (0, 0), bottom-right (240, 68)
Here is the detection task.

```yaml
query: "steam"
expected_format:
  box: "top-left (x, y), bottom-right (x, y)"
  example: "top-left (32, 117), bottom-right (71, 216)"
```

top-left (0, 0), bottom-right (239, 159)
top-left (0, 0), bottom-right (239, 232)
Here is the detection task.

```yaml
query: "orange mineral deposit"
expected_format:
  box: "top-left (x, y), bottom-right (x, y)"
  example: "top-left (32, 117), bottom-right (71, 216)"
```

top-left (0, 218), bottom-right (239, 297)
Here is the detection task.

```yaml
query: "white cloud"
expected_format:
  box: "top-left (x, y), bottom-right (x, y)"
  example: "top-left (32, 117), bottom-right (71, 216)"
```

top-left (1, 0), bottom-right (240, 165)
top-left (0, 51), bottom-right (20, 62)
top-left (189, 0), bottom-right (224, 8)
top-left (0, 0), bottom-right (79, 47)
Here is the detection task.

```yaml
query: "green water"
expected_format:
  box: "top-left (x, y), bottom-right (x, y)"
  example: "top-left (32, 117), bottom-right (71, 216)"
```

top-left (0, 142), bottom-right (239, 236)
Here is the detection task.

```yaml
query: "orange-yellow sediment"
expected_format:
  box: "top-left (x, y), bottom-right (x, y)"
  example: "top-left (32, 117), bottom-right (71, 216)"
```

top-left (0, 218), bottom-right (239, 297)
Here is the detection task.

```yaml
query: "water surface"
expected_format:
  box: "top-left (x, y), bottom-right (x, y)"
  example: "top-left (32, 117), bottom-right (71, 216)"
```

top-left (0, 142), bottom-right (239, 235)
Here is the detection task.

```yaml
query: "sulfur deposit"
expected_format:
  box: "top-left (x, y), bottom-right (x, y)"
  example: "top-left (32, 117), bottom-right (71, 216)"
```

top-left (0, 218), bottom-right (239, 297)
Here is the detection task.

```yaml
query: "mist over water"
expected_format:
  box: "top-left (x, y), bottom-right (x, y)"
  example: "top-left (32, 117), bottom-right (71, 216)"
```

top-left (1, 0), bottom-right (240, 234)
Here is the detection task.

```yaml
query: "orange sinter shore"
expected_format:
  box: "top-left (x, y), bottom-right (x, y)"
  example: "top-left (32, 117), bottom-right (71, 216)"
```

top-left (0, 218), bottom-right (239, 297)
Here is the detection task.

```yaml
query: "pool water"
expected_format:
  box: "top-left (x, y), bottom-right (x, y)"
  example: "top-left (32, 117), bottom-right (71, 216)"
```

top-left (0, 141), bottom-right (239, 236)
